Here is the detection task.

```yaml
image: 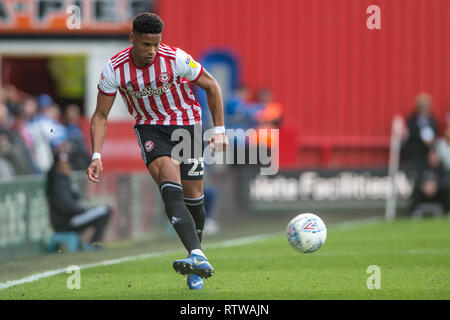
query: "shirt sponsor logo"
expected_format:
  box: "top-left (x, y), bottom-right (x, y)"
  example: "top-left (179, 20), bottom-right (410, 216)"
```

top-left (123, 80), bottom-right (172, 98)
top-left (185, 56), bottom-right (198, 68)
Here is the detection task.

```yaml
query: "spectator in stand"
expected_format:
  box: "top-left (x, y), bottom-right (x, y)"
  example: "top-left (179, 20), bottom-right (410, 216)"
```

top-left (225, 84), bottom-right (261, 131)
top-left (252, 88), bottom-right (284, 154)
top-left (62, 104), bottom-right (90, 170)
top-left (36, 94), bottom-right (68, 147)
top-left (2, 84), bottom-right (22, 118)
top-left (401, 93), bottom-right (439, 174)
top-left (0, 130), bottom-right (15, 180)
top-left (225, 85), bottom-right (263, 164)
top-left (10, 98), bottom-right (41, 174)
top-left (401, 93), bottom-right (439, 214)
top-left (255, 88), bottom-right (284, 129)
top-left (23, 96), bottom-right (52, 172)
top-left (46, 152), bottom-right (111, 249)
top-left (0, 102), bottom-right (36, 176)
top-left (25, 94), bottom-right (64, 172)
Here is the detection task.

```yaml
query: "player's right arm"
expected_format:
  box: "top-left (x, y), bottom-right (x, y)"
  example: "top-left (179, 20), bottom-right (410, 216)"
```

top-left (174, 48), bottom-right (228, 152)
top-left (86, 92), bottom-right (115, 183)
top-left (87, 61), bottom-right (118, 183)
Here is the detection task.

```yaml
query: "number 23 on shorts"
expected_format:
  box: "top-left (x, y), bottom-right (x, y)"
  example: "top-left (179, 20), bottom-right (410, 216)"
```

top-left (187, 157), bottom-right (204, 176)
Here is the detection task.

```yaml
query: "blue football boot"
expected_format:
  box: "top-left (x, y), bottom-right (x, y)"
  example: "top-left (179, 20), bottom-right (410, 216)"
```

top-left (173, 254), bottom-right (214, 279)
top-left (187, 274), bottom-right (204, 290)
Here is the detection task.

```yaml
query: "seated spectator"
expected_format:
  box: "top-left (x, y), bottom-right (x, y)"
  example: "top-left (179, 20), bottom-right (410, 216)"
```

top-left (46, 152), bottom-right (111, 249)
top-left (62, 104), bottom-right (90, 170)
top-left (410, 149), bottom-right (450, 217)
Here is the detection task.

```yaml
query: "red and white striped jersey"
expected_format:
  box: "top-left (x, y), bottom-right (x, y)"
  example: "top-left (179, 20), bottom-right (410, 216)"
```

top-left (98, 43), bottom-right (203, 126)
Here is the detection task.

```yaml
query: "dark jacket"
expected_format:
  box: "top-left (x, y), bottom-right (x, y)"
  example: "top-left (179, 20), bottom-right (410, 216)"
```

top-left (401, 112), bottom-right (439, 170)
top-left (46, 167), bottom-right (86, 229)
top-left (0, 127), bottom-right (38, 175)
top-left (65, 124), bottom-right (91, 170)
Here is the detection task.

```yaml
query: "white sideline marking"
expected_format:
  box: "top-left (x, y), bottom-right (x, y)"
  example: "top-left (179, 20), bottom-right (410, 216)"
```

top-left (318, 249), bottom-right (450, 256)
top-left (331, 216), bottom-right (382, 230)
top-left (0, 251), bottom-right (177, 290)
top-left (0, 217), bottom-right (382, 290)
top-left (210, 233), bottom-right (280, 248)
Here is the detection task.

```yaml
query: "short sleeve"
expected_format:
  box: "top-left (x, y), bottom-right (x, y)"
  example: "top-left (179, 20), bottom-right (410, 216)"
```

top-left (98, 61), bottom-right (117, 96)
top-left (174, 48), bottom-right (204, 82)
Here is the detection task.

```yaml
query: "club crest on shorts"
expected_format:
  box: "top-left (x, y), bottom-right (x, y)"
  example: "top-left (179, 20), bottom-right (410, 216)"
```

top-left (159, 72), bottom-right (170, 83)
top-left (144, 140), bottom-right (154, 152)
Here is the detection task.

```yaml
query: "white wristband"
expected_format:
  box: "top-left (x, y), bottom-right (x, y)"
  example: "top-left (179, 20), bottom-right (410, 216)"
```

top-left (213, 126), bottom-right (225, 134)
top-left (92, 152), bottom-right (101, 161)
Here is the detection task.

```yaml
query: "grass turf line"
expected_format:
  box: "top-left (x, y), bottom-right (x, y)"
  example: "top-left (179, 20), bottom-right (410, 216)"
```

top-left (0, 218), bottom-right (448, 300)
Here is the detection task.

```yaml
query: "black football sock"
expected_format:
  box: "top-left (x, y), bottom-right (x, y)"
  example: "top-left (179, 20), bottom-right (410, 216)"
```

top-left (184, 195), bottom-right (206, 243)
top-left (160, 181), bottom-right (201, 252)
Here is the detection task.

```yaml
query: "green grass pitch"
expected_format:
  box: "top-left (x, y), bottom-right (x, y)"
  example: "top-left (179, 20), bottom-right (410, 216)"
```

top-left (0, 218), bottom-right (449, 300)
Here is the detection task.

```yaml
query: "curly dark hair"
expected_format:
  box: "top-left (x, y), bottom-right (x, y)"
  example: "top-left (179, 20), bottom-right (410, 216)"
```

top-left (132, 12), bottom-right (164, 34)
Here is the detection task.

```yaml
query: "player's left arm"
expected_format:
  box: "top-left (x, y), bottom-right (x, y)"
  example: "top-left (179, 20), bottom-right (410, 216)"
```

top-left (194, 70), bottom-right (229, 152)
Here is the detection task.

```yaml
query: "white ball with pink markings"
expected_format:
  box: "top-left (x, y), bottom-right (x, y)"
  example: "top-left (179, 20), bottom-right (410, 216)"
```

top-left (286, 213), bottom-right (327, 253)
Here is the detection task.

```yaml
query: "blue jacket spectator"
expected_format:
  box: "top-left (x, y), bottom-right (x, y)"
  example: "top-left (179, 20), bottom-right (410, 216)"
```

top-left (225, 85), bottom-right (262, 131)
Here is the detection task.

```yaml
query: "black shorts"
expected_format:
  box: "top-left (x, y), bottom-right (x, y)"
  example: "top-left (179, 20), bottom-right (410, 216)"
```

top-left (133, 123), bottom-right (204, 180)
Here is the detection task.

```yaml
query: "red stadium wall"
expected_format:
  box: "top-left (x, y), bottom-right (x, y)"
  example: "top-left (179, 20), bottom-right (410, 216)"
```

top-left (157, 0), bottom-right (450, 168)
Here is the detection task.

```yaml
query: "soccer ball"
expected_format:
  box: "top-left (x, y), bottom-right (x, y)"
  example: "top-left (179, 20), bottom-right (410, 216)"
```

top-left (286, 213), bottom-right (327, 253)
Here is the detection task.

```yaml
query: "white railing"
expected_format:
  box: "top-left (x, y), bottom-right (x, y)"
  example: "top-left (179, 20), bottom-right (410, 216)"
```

top-left (385, 115), bottom-right (405, 221)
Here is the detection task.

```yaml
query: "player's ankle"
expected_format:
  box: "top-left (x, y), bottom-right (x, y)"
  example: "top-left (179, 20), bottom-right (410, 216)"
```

top-left (190, 249), bottom-right (206, 258)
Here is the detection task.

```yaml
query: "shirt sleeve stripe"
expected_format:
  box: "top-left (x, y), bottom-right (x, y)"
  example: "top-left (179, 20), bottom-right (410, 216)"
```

top-left (192, 65), bottom-right (204, 83)
top-left (98, 85), bottom-right (117, 96)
